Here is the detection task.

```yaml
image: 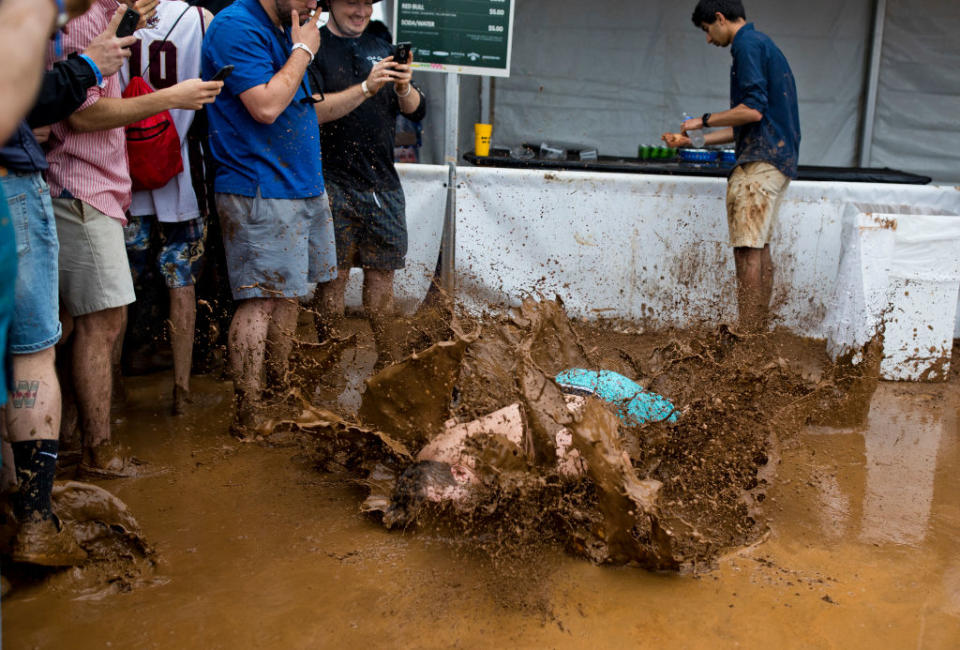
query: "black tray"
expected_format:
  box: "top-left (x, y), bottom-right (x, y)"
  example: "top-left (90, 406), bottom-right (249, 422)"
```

top-left (463, 151), bottom-right (932, 185)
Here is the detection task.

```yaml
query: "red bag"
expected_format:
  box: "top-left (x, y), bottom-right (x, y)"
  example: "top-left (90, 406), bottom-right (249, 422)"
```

top-left (122, 75), bottom-right (183, 191)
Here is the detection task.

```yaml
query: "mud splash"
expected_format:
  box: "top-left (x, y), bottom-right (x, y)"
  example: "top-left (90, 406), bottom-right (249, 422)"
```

top-left (1, 481), bottom-right (157, 599)
top-left (283, 296), bottom-right (877, 572)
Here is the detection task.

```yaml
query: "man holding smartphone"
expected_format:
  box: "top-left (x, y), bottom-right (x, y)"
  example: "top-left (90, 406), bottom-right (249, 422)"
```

top-left (201, 0), bottom-right (338, 435)
top-left (310, 0), bottom-right (425, 369)
top-left (119, 0), bottom-right (216, 416)
top-left (45, 0), bottom-right (222, 477)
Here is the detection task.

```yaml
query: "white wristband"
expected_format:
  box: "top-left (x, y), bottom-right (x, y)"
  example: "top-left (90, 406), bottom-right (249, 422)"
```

top-left (361, 80), bottom-right (373, 98)
top-left (394, 84), bottom-right (412, 98)
top-left (291, 42), bottom-right (315, 62)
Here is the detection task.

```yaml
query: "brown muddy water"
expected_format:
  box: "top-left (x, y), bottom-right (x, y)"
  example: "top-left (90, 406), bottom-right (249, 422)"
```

top-left (2, 323), bottom-right (960, 649)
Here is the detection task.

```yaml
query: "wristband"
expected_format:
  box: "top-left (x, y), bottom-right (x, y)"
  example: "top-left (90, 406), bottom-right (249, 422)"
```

top-left (361, 80), bottom-right (373, 98)
top-left (291, 42), bottom-right (315, 62)
top-left (78, 53), bottom-right (105, 88)
top-left (702, 112), bottom-right (712, 128)
top-left (394, 84), bottom-right (412, 98)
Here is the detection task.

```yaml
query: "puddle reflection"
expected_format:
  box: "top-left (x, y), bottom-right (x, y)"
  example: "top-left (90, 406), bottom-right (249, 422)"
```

top-left (804, 383), bottom-right (958, 548)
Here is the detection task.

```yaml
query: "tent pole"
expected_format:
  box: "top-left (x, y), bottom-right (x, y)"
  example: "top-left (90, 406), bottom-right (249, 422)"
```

top-left (860, 0), bottom-right (887, 167)
top-left (444, 72), bottom-right (460, 164)
top-left (480, 76), bottom-right (492, 124)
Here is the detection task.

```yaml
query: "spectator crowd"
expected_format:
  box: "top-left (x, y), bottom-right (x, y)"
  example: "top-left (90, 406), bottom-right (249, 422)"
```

top-left (0, 0), bottom-right (423, 569)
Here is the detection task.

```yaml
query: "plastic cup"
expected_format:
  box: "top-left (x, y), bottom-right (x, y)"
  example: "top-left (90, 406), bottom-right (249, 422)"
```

top-left (474, 123), bottom-right (492, 157)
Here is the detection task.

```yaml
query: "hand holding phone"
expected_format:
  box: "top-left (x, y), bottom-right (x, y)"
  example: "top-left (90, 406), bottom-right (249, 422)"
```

top-left (211, 65), bottom-right (234, 82)
top-left (115, 7), bottom-right (140, 38)
top-left (393, 42), bottom-right (412, 65)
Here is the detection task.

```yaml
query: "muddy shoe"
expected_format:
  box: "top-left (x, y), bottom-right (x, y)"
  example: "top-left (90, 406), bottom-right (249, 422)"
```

top-left (79, 444), bottom-right (150, 480)
top-left (11, 514), bottom-right (88, 567)
top-left (172, 384), bottom-right (192, 416)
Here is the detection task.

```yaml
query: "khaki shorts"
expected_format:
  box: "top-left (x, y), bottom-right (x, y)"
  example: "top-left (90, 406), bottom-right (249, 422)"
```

top-left (725, 162), bottom-right (791, 249)
top-left (53, 198), bottom-right (135, 316)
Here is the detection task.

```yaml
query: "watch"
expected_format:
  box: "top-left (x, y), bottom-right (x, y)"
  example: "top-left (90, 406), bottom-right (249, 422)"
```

top-left (702, 112), bottom-right (712, 128)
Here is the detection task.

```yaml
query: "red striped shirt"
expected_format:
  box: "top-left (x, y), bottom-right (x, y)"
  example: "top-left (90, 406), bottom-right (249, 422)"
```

top-left (46, 0), bottom-right (131, 223)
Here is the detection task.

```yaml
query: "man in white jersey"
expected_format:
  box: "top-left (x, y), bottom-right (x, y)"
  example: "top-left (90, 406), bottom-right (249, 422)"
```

top-left (119, 0), bottom-right (215, 414)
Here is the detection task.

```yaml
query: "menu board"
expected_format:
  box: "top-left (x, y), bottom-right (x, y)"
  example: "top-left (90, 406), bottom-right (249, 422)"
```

top-left (393, 0), bottom-right (515, 77)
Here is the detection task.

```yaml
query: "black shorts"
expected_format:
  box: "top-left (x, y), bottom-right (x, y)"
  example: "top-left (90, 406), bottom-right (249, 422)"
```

top-left (327, 181), bottom-right (407, 271)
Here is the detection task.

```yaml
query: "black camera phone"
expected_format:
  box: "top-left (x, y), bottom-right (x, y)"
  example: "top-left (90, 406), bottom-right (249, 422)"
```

top-left (116, 7), bottom-right (141, 38)
top-left (212, 65), bottom-right (235, 82)
top-left (393, 42), bottom-right (412, 64)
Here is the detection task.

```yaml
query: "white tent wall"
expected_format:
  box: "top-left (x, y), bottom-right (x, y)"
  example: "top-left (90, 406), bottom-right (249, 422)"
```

top-left (870, 0), bottom-right (960, 183)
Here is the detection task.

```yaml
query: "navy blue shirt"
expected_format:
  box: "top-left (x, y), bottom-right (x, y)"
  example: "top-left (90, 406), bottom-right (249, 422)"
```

top-left (310, 26), bottom-right (426, 192)
top-left (729, 24), bottom-right (800, 178)
top-left (201, 0), bottom-right (324, 198)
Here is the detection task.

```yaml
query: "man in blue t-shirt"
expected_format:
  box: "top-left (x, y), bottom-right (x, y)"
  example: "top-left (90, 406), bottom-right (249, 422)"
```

top-left (663, 0), bottom-right (800, 333)
top-left (201, 0), bottom-right (337, 434)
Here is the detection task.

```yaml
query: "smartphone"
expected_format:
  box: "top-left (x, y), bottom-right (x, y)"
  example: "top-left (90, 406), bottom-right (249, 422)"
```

top-left (393, 42), bottom-right (412, 64)
top-left (211, 65), bottom-right (235, 82)
top-left (116, 7), bottom-right (141, 38)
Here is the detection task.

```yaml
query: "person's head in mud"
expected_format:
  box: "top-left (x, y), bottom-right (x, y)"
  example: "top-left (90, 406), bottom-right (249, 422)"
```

top-left (691, 0), bottom-right (746, 47)
top-left (323, 0), bottom-right (376, 38)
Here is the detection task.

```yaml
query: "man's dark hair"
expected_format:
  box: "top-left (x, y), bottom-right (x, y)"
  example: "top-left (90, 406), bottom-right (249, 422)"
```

top-left (691, 0), bottom-right (746, 27)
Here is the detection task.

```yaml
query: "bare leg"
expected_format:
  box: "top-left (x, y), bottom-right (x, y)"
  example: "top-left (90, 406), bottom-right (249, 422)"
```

top-left (111, 305), bottom-right (127, 410)
top-left (264, 298), bottom-right (298, 393)
top-left (169, 285), bottom-right (196, 413)
top-left (73, 307), bottom-right (125, 464)
top-left (5, 348), bottom-right (61, 443)
top-left (364, 269), bottom-right (399, 367)
top-left (314, 268), bottom-right (350, 340)
top-left (732, 247), bottom-right (767, 333)
top-left (228, 298), bottom-right (273, 403)
top-left (759, 244), bottom-right (774, 323)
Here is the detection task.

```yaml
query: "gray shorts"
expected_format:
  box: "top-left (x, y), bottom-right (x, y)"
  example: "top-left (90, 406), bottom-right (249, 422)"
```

top-left (216, 191), bottom-right (337, 300)
top-left (53, 198), bottom-right (136, 317)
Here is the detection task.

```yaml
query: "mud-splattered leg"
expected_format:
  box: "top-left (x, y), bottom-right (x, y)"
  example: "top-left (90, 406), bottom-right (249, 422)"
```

top-left (264, 297), bottom-right (298, 394)
top-left (733, 246), bottom-right (770, 333)
top-left (314, 269), bottom-right (350, 341)
top-left (364, 269), bottom-right (400, 368)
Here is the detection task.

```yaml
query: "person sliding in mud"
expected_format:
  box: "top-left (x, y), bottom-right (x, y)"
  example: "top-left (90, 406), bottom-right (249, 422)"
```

top-left (309, 0), bottom-right (425, 369)
top-left (200, 0), bottom-right (338, 434)
top-left (663, 0), bottom-right (800, 333)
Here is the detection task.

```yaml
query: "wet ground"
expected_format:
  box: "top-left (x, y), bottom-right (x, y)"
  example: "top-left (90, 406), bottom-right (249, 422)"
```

top-left (2, 330), bottom-right (959, 649)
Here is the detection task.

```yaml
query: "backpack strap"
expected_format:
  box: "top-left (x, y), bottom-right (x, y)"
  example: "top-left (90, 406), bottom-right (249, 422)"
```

top-left (198, 6), bottom-right (207, 36)
top-left (142, 5), bottom-right (195, 79)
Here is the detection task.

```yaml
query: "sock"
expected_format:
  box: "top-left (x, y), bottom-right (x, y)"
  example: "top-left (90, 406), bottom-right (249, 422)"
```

top-left (11, 439), bottom-right (59, 522)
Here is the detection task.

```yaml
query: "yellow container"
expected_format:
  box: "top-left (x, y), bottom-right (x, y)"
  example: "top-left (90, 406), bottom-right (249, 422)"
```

top-left (474, 123), bottom-right (492, 156)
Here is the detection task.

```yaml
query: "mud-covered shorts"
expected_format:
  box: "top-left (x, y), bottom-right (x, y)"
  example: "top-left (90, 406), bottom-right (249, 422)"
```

top-left (327, 181), bottom-right (407, 270)
top-left (726, 162), bottom-right (791, 249)
top-left (216, 191), bottom-right (337, 300)
top-left (124, 214), bottom-right (206, 289)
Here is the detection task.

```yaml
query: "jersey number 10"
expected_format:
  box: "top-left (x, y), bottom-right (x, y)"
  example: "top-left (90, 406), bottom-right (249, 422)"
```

top-left (129, 40), bottom-right (179, 90)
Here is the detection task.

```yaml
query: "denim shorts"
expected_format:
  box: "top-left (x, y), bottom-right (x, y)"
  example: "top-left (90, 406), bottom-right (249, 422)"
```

top-left (1, 172), bottom-right (61, 353)
top-left (327, 181), bottom-right (408, 270)
top-left (125, 214), bottom-right (206, 289)
top-left (0, 178), bottom-right (16, 403)
top-left (216, 191), bottom-right (337, 300)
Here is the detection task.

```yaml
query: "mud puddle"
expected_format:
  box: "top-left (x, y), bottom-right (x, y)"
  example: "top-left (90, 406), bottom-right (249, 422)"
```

top-left (2, 314), bottom-right (959, 648)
